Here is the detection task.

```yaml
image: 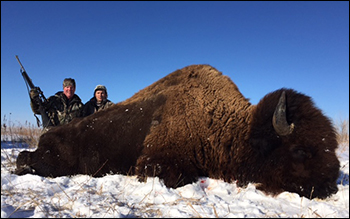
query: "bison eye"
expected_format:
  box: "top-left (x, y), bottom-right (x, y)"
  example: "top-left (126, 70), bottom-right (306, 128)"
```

top-left (291, 147), bottom-right (312, 161)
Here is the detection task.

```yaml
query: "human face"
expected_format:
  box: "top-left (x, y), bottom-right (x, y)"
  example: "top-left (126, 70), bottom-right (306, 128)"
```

top-left (63, 85), bottom-right (75, 100)
top-left (95, 90), bottom-right (107, 103)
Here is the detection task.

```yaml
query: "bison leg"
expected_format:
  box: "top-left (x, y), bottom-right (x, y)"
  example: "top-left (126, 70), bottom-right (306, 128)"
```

top-left (135, 153), bottom-right (200, 188)
top-left (16, 151), bottom-right (31, 169)
top-left (15, 149), bottom-right (63, 177)
top-left (14, 151), bottom-right (35, 175)
top-left (15, 150), bottom-right (57, 176)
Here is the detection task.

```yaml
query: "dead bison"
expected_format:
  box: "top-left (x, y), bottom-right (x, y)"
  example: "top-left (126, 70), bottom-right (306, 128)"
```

top-left (15, 64), bottom-right (340, 199)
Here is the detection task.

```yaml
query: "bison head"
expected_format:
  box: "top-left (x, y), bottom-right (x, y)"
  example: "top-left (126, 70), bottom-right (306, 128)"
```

top-left (248, 88), bottom-right (340, 199)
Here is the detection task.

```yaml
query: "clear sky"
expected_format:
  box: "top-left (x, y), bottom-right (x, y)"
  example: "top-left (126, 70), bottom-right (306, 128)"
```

top-left (1, 1), bottom-right (349, 127)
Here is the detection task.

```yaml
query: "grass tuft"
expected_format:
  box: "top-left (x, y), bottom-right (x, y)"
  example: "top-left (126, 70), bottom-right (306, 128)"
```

top-left (335, 117), bottom-right (349, 153)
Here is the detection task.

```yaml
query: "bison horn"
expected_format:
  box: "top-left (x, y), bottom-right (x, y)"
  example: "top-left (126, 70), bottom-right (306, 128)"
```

top-left (272, 91), bottom-right (294, 136)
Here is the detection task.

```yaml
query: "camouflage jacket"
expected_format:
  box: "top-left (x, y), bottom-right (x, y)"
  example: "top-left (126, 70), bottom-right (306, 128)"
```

top-left (82, 97), bottom-right (114, 117)
top-left (30, 91), bottom-right (84, 126)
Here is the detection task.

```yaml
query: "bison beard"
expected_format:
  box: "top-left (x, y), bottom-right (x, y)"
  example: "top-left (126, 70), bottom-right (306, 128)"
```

top-left (15, 64), bottom-right (340, 200)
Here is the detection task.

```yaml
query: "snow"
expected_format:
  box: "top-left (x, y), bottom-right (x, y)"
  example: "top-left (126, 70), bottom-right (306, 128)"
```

top-left (1, 141), bottom-right (349, 218)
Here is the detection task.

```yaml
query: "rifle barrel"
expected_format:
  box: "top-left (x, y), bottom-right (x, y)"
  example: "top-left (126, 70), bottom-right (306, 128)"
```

top-left (15, 55), bottom-right (26, 72)
top-left (16, 55), bottom-right (35, 88)
top-left (15, 55), bottom-right (53, 128)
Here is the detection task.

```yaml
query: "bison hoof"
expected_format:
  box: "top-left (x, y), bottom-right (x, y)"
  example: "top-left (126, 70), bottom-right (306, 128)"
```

top-left (13, 166), bottom-right (35, 175)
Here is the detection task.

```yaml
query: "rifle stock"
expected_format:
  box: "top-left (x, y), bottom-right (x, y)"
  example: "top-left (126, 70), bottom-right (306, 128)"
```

top-left (16, 55), bottom-right (53, 128)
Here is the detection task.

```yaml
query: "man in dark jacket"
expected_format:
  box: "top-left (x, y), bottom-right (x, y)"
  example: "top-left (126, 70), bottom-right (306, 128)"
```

top-left (30, 78), bottom-right (84, 127)
top-left (82, 85), bottom-right (114, 117)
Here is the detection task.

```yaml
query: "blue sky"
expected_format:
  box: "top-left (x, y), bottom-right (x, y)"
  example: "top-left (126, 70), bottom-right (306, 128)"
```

top-left (1, 1), bottom-right (349, 127)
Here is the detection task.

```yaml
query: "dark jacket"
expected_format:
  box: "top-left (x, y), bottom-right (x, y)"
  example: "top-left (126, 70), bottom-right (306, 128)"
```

top-left (82, 97), bottom-right (114, 117)
top-left (30, 91), bottom-right (83, 127)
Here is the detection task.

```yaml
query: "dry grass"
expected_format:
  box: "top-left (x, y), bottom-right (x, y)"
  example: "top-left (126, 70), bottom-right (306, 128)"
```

top-left (1, 114), bottom-right (42, 148)
top-left (335, 117), bottom-right (349, 153)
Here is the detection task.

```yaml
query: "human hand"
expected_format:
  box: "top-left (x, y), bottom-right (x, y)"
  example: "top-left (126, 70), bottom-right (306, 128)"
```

top-left (30, 88), bottom-right (39, 99)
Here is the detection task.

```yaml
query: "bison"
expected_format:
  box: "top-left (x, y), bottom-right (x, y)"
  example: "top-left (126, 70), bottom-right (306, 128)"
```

top-left (15, 64), bottom-right (340, 199)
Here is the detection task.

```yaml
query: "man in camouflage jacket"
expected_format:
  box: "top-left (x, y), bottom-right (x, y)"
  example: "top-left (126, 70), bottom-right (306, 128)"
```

top-left (30, 78), bottom-right (84, 127)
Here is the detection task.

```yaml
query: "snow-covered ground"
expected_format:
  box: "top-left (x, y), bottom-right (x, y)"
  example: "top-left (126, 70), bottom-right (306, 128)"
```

top-left (1, 140), bottom-right (349, 218)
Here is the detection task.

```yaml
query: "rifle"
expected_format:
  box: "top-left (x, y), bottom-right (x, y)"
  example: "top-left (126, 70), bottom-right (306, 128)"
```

top-left (15, 55), bottom-right (53, 128)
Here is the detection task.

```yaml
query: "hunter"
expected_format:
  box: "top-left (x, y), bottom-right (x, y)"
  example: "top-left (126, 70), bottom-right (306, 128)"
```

top-left (29, 78), bottom-right (84, 128)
